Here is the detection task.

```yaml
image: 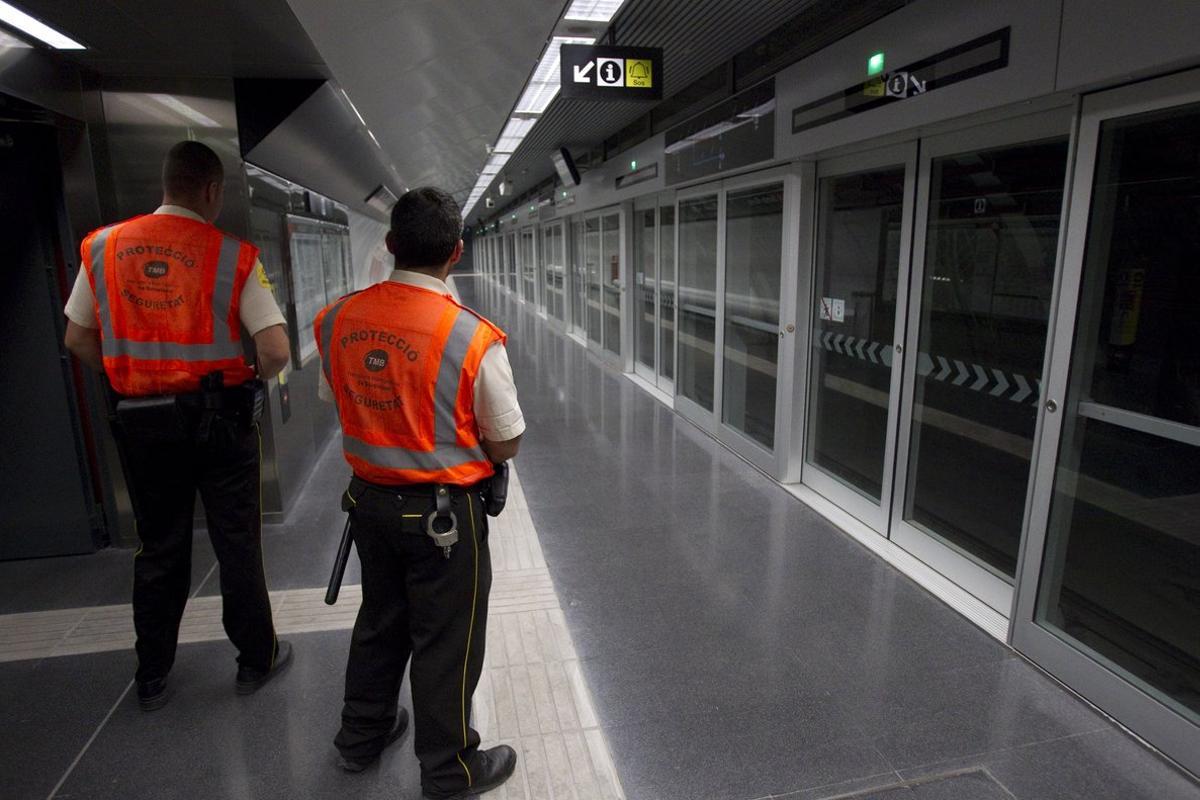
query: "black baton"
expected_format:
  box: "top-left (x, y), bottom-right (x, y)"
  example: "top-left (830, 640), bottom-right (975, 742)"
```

top-left (324, 515), bottom-right (354, 605)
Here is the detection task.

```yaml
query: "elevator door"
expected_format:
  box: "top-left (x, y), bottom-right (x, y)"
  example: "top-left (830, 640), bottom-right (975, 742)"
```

top-left (0, 122), bottom-right (98, 559)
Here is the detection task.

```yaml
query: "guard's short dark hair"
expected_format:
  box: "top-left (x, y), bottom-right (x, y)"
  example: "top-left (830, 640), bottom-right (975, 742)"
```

top-left (390, 187), bottom-right (463, 268)
top-left (162, 141), bottom-right (224, 198)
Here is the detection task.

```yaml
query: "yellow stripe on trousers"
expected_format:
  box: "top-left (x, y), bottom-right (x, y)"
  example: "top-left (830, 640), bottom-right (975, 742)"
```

top-left (456, 494), bottom-right (481, 786)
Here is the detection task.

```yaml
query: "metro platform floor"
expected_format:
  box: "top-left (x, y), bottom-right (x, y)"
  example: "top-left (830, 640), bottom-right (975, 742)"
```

top-left (0, 275), bottom-right (1197, 800)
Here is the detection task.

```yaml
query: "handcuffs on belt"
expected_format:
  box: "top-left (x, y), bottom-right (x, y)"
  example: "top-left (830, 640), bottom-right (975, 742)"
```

top-left (425, 486), bottom-right (459, 559)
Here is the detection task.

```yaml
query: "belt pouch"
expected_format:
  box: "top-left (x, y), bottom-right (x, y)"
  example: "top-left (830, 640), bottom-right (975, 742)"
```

top-left (115, 395), bottom-right (189, 443)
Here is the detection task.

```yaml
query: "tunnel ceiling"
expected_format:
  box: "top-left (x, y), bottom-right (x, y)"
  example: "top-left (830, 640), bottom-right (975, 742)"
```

top-left (11, 0), bottom-right (902, 216)
top-left (12, 0), bottom-right (327, 78)
top-left (283, 0), bottom-right (567, 203)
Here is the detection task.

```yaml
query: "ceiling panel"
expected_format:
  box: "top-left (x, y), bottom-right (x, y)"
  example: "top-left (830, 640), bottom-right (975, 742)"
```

top-left (468, 0), bottom-right (908, 222)
top-left (13, 0), bottom-right (326, 78)
top-left (285, 0), bottom-right (568, 198)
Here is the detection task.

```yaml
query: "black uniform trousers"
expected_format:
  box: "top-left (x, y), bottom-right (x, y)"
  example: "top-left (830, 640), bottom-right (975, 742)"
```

top-left (117, 413), bottom-right (277, 684)
top-left (334, 479), bottom-right (491, 797)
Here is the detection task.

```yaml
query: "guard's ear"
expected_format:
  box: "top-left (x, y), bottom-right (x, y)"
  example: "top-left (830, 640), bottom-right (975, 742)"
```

top-left (448, 239), bottom-right (464, 267)
top-left (385, 231), bottom-right (397, 255)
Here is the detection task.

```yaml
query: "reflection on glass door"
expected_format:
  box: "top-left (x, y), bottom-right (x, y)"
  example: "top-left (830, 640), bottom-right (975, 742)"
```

top-left (1031, 97), bottom-right (1200, 761)
top-left (601, 212), bottom-right (622, 358)
top-left (722, 183), bottom-right (783, 449)
top-left (570, 218), bottom-right (585, 335)
top-left (544, 223), bottom-right (564, 321)
top-left (899, 137), bottom-right (1068, 586)
top-left (505, 233), bottom-right (517, 293)
top-left (584, 217), bottom-right (602, 344)
top-left (806, 163), bottom-right (909, 522)
top-left (633, 204), bottom-right (657, 374)
top-left (659, 202), bottom-right (676, 385)
top-left (677, 194), bottom-right (719, 412)
top-left (520, 228), bottom-right (537, 305)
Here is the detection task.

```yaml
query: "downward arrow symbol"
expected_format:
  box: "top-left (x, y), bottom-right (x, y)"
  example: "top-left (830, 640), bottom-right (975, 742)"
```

top-left (573, 62), bottom-right (595, 83)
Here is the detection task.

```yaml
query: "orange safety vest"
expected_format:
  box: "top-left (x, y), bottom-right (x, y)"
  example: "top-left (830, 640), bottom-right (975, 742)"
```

top-left (314, 281), bottom-right (504, 487)
top-left (80, 214), bottom-right (258, 396)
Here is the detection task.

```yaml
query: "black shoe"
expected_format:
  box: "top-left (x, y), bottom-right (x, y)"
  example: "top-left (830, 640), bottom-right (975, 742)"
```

top-left (235, 640), bottom-right (293, 695)
top-left (137, 677), bottom-right (173, 711)
top-left (336, 709), bottom-right (411, 773)
top-left (423, 745), bottom-right (518, 799)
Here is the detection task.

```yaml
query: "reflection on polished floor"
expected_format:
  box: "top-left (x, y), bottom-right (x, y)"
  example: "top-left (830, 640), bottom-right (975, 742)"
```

top-left (1, 274), bottom-right (1198, 800)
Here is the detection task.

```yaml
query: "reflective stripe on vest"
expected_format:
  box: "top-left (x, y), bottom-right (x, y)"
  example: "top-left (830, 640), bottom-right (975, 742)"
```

top-left (318, 292), bottom-right (492, 480)
top-left (89, 223), bottom-right (244, 363)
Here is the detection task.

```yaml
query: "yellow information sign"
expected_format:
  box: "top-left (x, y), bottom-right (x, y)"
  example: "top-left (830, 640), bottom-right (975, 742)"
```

top-left (625, 59), bottom-right (653, 89)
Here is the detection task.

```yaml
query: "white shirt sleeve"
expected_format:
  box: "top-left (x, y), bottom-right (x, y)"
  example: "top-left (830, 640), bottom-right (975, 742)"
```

top-left (239, 260), bottom-right (288, 336)
top-left (64, 269), bottom-right (99, 328)
top-left (474, 342), bottom-right (525, 442)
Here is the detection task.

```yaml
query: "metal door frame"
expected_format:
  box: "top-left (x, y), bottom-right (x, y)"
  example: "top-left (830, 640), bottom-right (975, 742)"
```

top-left (888, 106), bottom-right (1075, 616)
top-left (1012, 69), bottom-right (1200, 779)
top-left (542, 218), bottom-right (567, 326)
top-left (582, 205), bottom-right (625, 365)
top-left (717, 165), bottom-right (798, 475)
top-left (800, 142), bottom-right (919, 533)
top-left (656, 189), bottom-right (677, 396)
top-left (518, 225), bottom-right (538, 308)
top-left (631, 196), bottom-right (659, 383)
top-left (674, 181), bottom-right (725, 437)
top-left (672, 165), bottom-right (798, 475)
top-left (504, 231), bottom-right (518, 294)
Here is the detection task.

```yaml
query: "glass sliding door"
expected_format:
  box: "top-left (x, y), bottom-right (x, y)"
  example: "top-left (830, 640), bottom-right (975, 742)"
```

top-left (633, 201), bottom-right (657, 376)
top-left (1015, 73), bottom-right (1200, 778)
top-left (659, 198), bottom-right (676, 387)
top-left (893, 111), bottom-right (1072, 613)
top-left (520, 227), bottom-right (537, 305)
top-left (584, 216), bottom-right (602, 344)
top-left (505, 233), bottom-right (517, 293)
top-left (676, 192), bottom-right (720, 417)
top-left (804, 147), bottom-right (915, 530)
top-left (600, 212), bottom-right (622, 359)
top-left (722, 182), bottom-right (784, 451)
top-left (570, 217), bottom-right (586, 336)
top-left (544, 222), bottom-right (565, 321)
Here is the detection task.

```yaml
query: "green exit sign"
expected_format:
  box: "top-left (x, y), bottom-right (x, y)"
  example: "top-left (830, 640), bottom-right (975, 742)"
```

top-left (867, 52), bottom-right (885, 76)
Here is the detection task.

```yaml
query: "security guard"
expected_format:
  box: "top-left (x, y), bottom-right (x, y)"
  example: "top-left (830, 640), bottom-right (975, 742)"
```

top-left (315, 187), bottom-right (523, 798)
top-left (64, 141), bottom-right (294, 710)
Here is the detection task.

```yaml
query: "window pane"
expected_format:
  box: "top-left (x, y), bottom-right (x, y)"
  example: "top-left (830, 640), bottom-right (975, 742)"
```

top-left (602, 213), bottom-right (622, 356)
top-left (1037, 102), bottom-right (1200, 723)
top-left (904, 138), bottom-right (1069, 578)
top-left (722, 184), bottom-right (783, 449)
top-left (677, 195), bottom-right (719, 410)
top-left (660, 204), bottom-right (676, 382)
top-left (585, 218), bottom-right (602, 344)
top-left (807, 167), bottom-right (905, 500)
top-left (634, 207), bottom-right (657, 370)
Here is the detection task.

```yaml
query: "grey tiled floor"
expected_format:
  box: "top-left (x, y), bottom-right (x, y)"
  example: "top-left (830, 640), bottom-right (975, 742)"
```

top-left (461, 278), bottom-right (1198, 800)
top-left (0, 274), bottom-right (1196, 800)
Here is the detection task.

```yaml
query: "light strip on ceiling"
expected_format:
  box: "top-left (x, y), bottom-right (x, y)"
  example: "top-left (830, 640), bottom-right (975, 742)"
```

top-left (493, 117), bottom-right (537, 153)
top-left (563, 0), bottom-right (626, 23)
top-left (0, 1), bottom-right (84, 49)
top-left (514, 35), bottom-right (593, 115)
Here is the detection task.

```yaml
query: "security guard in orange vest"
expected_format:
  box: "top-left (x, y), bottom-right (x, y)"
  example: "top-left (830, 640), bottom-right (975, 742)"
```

top-left (315, 187), bottom-right (523, 798)
top-left (64, 141), bottom-right (294, 710)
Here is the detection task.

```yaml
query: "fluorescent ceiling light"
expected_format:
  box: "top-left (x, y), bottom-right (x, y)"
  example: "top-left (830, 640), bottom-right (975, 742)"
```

top-left (0, 1), bottom-right (84, 49)
top-left (563, 0), bottom-right (625, 23)
top-left (494, 117), bottom-right (536, 153)
top-left (514, 36), bottom-right (593, 115)
top-left (482, 151), bottom-right (510, 175)
top-left (340, 89), bottom-right (367, 127)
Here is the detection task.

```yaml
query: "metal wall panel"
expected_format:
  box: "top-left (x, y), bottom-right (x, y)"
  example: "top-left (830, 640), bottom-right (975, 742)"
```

top-left (1057, 0), bottom-right (1200, 91)
top-left (774, 0), bottom-right (1063, 161)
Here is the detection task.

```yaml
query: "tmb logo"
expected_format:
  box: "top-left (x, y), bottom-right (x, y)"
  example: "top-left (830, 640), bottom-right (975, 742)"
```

top-left (143, 261), bottom-right (170, 279)
top-left (364, 349), bottom-right (389, 372)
